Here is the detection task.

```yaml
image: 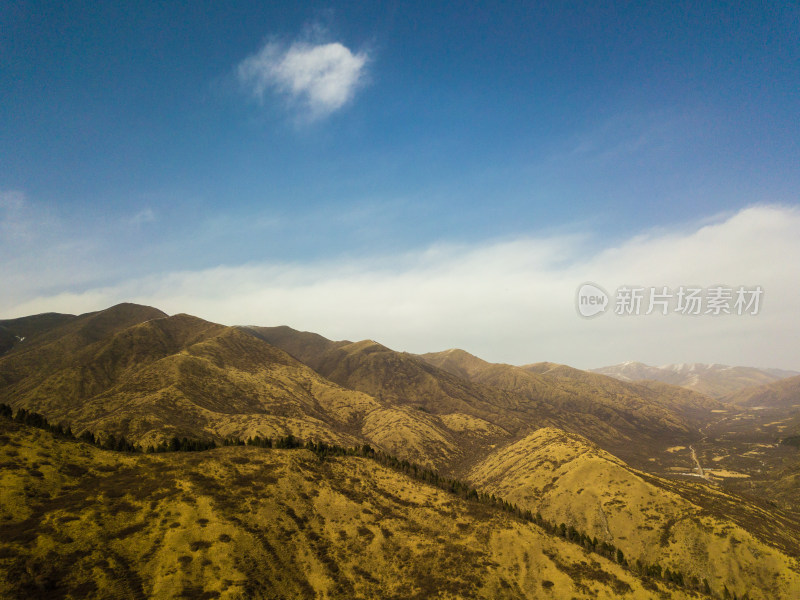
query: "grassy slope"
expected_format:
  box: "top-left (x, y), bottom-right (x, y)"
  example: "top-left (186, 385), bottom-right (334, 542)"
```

top-left (0, 419), bottom-right (687, 600)
top-left (429, 352), bottom-right (723, 429)
top-left (0, 311), bottom-right (366, 445)
top-left (239, 329), bottom-right (557, 469)
top-left (250, 329), bottom-right (540, 427)
top-left (466, 428), bottom-right (800, 600)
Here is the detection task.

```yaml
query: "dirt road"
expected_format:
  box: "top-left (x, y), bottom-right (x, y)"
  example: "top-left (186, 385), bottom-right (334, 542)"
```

top-left (689, 445), bottom-right (708, 480)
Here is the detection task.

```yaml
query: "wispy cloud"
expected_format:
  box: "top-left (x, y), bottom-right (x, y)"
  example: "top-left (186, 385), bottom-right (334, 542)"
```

top-left (128, 208), bottom-right (156, 226)
top-left (4, 205), bottom-right (799, 371)
top-left (238, 38), bottom-right (368, 120)
top-left (0, 190), bottom-right (33, 242)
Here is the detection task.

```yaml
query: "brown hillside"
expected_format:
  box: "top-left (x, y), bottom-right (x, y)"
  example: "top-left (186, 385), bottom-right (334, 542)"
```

top-left (0, 308), bottom-right (485, 469)
top-left (422, 351), bottom-right (724, 466)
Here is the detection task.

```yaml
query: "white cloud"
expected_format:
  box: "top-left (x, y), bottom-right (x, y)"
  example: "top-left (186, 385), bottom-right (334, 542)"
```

top-left (4, 204), bottom-right (800, 371)
top-left (238, 39), bottom-right (368, 119)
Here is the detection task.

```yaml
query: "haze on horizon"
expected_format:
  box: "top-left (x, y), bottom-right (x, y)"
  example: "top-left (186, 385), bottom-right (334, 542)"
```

top-left (2, 2), bottom-right (799, 370)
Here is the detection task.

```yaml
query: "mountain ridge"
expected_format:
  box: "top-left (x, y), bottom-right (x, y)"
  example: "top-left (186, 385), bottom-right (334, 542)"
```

top-left (2, 303), bottom-right (800, 598)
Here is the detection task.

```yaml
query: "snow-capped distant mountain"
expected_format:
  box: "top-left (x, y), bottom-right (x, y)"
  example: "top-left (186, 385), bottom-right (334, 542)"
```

top-left (591, 362), bottom-right (800, 398)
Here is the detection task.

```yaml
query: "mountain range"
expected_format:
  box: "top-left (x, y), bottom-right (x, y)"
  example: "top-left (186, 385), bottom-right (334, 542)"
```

top-left (1, 303), bottom-right (799, 599)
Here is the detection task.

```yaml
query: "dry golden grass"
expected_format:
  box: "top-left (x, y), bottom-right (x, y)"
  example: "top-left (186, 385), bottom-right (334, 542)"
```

top-left (0, 419), bottom-right (692, 599)
top-left (466, 428), bottom-right (800, 600)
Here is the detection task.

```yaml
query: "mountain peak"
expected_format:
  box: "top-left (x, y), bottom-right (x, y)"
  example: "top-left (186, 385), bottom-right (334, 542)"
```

top-left (418, 348), bottom-right (491, 379)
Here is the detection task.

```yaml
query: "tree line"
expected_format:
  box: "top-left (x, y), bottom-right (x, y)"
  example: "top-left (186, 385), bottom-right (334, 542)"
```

top-left (0, 403), bottom-right (750, 599)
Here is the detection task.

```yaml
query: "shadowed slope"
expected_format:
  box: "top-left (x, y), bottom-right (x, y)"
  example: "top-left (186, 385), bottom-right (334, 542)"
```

top-left (0, 304), bottom-right (164, 361)
top-left (249, 329), bottom-right (529, 424)
top-left (0, 307), bottom-right (373, 449)
top-left (246, 325), bottom-right (342, 368)
top-left (0, 312), bottom-right (78, 355)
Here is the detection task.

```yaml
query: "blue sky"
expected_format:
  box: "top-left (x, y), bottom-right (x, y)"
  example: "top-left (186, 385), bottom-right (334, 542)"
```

top-left (2, 2), bottom-right (800, 368)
